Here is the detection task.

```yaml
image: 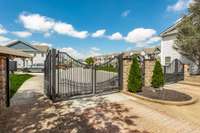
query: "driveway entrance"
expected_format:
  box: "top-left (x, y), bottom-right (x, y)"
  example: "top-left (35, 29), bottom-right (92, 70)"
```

top-left (44, 49), bottom-right (123, 101)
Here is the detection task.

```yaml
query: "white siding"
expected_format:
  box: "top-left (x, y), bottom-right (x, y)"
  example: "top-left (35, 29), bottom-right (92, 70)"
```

top-left (161, 34), bottom-right (191, 65)
top-left (14, 52), bottom-right (46, 68)
top-left (32, 53), bottom-right (46, 65)
top-left (161, 34), bottom-right (198, 74)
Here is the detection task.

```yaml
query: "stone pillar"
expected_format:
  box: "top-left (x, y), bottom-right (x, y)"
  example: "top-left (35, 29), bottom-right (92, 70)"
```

top-left (122, 59), bottom-right (132, 92)
top-left (144, 60), bottom-right (156, 87)
top-left (184, 64), bottom-right (190, 80)
top-left (0, 56), bottom-right (7, 113)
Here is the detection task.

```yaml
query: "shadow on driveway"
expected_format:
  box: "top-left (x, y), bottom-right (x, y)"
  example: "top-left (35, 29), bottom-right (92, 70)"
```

top-left (0, 92), bottom-right (149, 133)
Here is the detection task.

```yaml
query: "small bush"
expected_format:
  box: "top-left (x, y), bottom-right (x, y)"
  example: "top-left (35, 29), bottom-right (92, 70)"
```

top-left (151, 60), bottom-right (164, 88)
top-left (128, 56), bottom-right (142, 93)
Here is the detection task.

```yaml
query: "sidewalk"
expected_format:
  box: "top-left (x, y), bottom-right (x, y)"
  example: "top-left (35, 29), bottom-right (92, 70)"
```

top-left (0, 74), bottom-right (59, 133)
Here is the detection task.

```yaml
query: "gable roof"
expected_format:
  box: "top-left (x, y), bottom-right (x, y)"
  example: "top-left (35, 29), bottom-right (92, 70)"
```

top-left (4, 40), bottom-right (49, 53)
top-left (0, 46), bottom-right (32, 58)
top-left (5, 40), bottom-right (39, 51)
top-left (160, 14), bottom-right (192, 37)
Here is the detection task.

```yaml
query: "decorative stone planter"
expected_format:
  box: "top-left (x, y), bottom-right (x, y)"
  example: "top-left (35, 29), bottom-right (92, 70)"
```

top-left (123, 90), bottom-right (198, 106)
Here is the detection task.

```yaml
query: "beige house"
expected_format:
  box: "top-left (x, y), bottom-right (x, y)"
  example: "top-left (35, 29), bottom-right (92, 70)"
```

top-left (4, 40), bottom-right (49, 71)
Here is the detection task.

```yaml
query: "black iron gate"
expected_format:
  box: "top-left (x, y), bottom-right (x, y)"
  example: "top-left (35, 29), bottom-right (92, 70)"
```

top-left (44, 49), bottom-right (123, 101)
top-left (164, 59), bottom-right (184, 83)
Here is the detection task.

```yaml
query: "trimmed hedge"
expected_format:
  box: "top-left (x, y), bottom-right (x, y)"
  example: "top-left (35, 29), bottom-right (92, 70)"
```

top-left (151, 60), bottom-right (164, 88)
top-left (128, 56), bottom-right (142, 93)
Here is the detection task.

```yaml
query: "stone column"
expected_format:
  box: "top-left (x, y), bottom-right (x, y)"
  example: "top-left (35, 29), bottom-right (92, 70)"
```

top-left (184, 64), bottom-right (190, 80)
top-left (122, 59), bottom-right (132, 92)
top-left (144, 60), bottom-right (156, 87)
top-left (0, 56), bottom-right (6, 113)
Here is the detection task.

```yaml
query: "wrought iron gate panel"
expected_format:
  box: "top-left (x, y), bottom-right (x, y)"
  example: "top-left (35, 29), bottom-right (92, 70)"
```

top-left (164, 59), bottom-right (184, 83)
top-left (95, 57), bottom-right (120, 94)
top-left (44, 48), bottom-right (123, 100)
top-left (56, 51), bottom-right (93, 98)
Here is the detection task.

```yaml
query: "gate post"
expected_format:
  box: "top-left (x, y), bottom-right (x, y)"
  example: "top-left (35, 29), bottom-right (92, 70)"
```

top-left (6, 57), bottom-right (10, 107)
top-left (175, 59), bottom-right (178, 82)
top-left (118, 54), bottom-right (123, 90)
top-left (92, 64), bottom-right (96, 94)
top-left (51, 49), bottom-right (56, 101)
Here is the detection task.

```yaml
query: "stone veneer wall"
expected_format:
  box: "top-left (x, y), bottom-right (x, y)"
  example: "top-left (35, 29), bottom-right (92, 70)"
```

top-left (122, 59), bottom-right (132, 92)
top-left (122, 58), bottom-right (156, 91)
top-left (184, 64), bottom-right (190, 80)
top-left (144, 60), bottom-right (156, 87)
top-left (0, 56), bottom-right (7, 113)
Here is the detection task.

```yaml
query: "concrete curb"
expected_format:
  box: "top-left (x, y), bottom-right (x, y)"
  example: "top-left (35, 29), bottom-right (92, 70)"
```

top-left (123, 91), bottom-right (198, 106)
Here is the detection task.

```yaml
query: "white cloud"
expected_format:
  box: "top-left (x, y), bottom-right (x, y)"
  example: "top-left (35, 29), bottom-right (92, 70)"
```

top-left (0, 25), bottom-right (7, 34)
top-left (19, 12), bottom-right (89, 39)
top-left (121, 10), bottom-right (131, 17)
top-left (19, 13), bottom-right (55, 32)
top-left (60, 47), bottom-right (83, 59)
top-left (32, 41), bottom-right (52, 47)
top-left (60, 47), bottom-right (102, 59)
top-left (91, 47), bottom-right (100, 51)
top-left (146, 36), bottom-right (161, 44)
top-left (53, 22), bottom-right (88, 39)
top-left (167, 0), bottom-right (193, 12)
top-left (108, 32), bottom-right (123, 40)
top-left (91, 29), bottom-right (106, 38)
top-left (12, 31), bottom-right (32, 38)
top-left (125, 28), bottom-right (156, 43)
top-left (0, 36), bottom-right (10, 45)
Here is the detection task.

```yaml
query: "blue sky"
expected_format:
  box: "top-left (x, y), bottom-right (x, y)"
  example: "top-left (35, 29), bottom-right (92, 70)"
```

top-left (0, 0), bottom-right (190, 58)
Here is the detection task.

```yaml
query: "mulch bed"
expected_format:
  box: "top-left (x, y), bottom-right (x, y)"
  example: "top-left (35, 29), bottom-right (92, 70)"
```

top-left (137, 87), bottom-right (192, 102)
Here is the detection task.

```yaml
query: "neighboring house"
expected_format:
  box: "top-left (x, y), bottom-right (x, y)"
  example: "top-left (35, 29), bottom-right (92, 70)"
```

top-left (160, 19), bottom-right (198, 74)
top-left (124, 47), bottom-right (160, 60)
top-left (0, 46), bottom-right (31, 109)
top-left (5, 40), bottom-right (49, 71)
top-left (93, 46), bottom-right (160, 64)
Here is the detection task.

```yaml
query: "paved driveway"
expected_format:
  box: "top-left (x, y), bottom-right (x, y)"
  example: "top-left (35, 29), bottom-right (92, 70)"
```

top-left (0, 74), bottom-right (200, 133)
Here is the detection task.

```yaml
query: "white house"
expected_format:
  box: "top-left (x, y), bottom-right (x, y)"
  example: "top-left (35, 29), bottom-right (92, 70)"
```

top-left (160, 19), bottom-right (198, 74)
top-left (5, 40), bottom-right (49, 71)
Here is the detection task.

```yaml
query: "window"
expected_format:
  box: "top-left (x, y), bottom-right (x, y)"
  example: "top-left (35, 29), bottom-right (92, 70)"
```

top-left (41, 53), bottom-right (44, 57)
top-left (165, 56), bottom-right (171, 65)
top-left (34, 52), bottom-right (36, 57)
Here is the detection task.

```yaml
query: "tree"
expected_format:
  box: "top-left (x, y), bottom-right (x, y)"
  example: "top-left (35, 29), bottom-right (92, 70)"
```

top-left (151, 60), bottom-right (164, 88)
top-left (174, 0), bottom-right (200, 74)
top-left (128, 56), bottom-right (142, 93)
top-left (85, 57), bottom-right (94, 65)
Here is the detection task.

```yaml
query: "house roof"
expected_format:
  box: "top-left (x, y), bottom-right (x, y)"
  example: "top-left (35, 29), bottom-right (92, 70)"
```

top-left (3, 40), bottom-right (49, 53)
top-left (93, 46), bottom-right (160, 59)
top-left (160, 14), bottom-right (192, 37)
top-left (5, 40), bottom-right (39, 51)
top-left (33, 45), bottom-right (49, 53)
top-left (123, 46), bottom-right (160, 57)
top-left (0, 46), bottom-right (32, 58)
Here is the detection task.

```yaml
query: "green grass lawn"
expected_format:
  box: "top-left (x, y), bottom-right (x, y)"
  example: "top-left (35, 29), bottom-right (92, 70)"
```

top-left (9, 74), bottom-right (33, 98)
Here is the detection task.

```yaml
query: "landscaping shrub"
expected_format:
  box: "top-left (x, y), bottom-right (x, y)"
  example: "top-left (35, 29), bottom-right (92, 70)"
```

top-left (128, 56), bottom-right (142, 93)
top-left (85, 57), bottom-right (94, 65)
top-left (151, 60), bottom-right (164, 88)
top-left (96, 64), bottom-right (117, 72)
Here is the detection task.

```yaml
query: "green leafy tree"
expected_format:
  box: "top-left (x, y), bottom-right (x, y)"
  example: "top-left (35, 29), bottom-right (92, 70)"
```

top-left (151, 60), bottom-right (164, 88)
top-left (85, 57), bottom-right (94, 65)
top-left (174, 0), bottom-right (200, 74)
top-left (128, 56), bottom-right (142, 93)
